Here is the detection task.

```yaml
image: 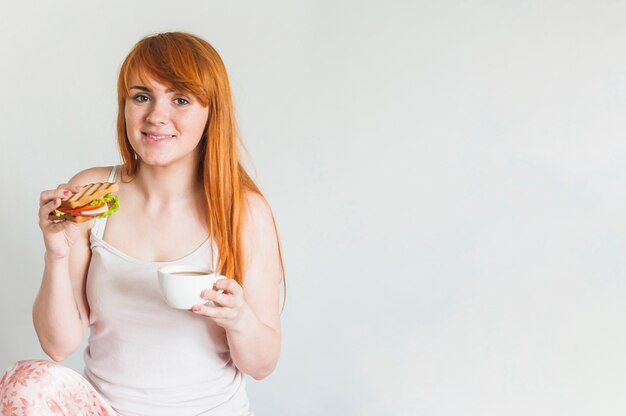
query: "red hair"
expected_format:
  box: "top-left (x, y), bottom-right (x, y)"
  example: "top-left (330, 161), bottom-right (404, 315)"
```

top-left (116, 32), bottom-right (284, 291)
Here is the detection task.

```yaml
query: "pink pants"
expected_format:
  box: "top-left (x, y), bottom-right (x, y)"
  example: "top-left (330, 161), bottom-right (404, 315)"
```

top-left (0, 360), bottom-right (116, 416)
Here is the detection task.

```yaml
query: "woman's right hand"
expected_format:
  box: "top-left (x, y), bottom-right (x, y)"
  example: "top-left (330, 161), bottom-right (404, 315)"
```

top-left (38, 184), bottom-right (85, 261)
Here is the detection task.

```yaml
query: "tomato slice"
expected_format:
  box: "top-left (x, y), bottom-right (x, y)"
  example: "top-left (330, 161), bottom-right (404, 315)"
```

top-left (59, 203), bottom-right (106, 215)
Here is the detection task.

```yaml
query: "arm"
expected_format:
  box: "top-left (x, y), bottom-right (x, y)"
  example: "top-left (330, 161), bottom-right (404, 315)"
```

top-left (33, 224), bottom-right (92, 362)
top-left (193, 193), bottom-right (282, 380)
top-left (33, 168), bottom-right (110, 361)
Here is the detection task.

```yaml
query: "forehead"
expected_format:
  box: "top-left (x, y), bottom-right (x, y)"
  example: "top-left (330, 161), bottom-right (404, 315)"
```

top-left (127, 71), bottom-right (173, 92)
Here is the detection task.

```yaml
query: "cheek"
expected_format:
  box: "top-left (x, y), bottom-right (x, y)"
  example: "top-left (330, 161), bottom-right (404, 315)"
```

top-left (125, 107), bottom-right (143, 133)
top-left (199, 110), bottom-right (210, 134)
top-left (124, 103), bottom-right (132, 122)
top-left (124, 106), bottom-right (134, 129)
top-left (185, 110), bottom-right (209, 136)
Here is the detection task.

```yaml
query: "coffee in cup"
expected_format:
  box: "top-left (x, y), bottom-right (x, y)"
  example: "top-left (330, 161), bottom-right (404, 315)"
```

top-left (157, 265), bottom-right (227, 310)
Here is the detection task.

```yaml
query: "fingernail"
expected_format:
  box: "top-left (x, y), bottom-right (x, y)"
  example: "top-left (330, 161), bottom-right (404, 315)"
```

top-left (63, 191), bottom-right (70, 196)
top-left (191, 306), bottom-right (200, 312)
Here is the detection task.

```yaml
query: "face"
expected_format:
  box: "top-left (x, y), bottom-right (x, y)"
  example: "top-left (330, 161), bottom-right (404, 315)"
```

top-left (124, 74), bottom-right (209, 168)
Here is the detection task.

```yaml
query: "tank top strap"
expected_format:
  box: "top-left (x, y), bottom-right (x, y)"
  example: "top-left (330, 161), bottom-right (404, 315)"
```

top-left (107, 165), bottom-right (120, 182)
top-left (92, 165), bottom-right (120, 239)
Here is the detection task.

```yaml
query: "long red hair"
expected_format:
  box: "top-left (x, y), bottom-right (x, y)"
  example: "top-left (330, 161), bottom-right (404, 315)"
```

top-left (116, 32), bottom-right (284, 291)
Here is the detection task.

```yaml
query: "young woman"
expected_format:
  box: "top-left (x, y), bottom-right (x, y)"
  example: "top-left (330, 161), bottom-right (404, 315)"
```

top-left (0, 32), bottom-right (283, 415)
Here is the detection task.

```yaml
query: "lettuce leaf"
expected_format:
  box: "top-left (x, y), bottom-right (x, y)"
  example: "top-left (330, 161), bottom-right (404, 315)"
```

top-left (89, 193), bottom-right (117, 207)
top-left (97, 194), bottom-right (120, 218)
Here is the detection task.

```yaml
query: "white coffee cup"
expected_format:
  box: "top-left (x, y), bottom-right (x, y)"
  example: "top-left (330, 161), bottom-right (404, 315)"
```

top-left (157, 265), bottom-right (227, 310)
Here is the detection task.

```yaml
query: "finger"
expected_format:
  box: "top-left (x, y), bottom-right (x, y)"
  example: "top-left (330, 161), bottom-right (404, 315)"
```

top-left (213, 278), bottom-right (242, 296)
top-left (58, 184), bottom-right (83, 192)
top-left (39, 197), bottom-right (61, 216)
top-left (201, 290), bottom-right (235, 308)
top-left (191, 303), bottom-right (229, 319)
top-left (39, 188), bottom-right (72, 207)
top-left (39, 198), bottom-right (62, 223)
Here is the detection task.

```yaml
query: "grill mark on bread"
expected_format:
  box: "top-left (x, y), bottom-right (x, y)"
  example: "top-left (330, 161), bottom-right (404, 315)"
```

top-left (50, 181), bottom-right (118, 221)
top-left (63, 182), bottom-right (119, 209)
top-left (84, 183), bottom-right (103, 198)
top-left (69, 185), bottom-right (91, 202)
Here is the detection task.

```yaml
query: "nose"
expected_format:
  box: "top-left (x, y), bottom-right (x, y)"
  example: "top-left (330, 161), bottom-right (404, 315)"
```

top-left (146, 99), bottom-right (169, 126)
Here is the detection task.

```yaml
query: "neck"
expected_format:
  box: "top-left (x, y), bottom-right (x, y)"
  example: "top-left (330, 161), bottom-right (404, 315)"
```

top-left (131, 159), bottom-right (203, 206)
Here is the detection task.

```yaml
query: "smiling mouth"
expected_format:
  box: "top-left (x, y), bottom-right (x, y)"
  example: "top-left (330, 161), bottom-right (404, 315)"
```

top-left (143, 132), bottom-right (176, 141)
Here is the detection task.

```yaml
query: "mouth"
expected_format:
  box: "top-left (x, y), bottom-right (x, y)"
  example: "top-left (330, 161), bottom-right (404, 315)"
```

top-left (142, 132), bottom-right (176, 143)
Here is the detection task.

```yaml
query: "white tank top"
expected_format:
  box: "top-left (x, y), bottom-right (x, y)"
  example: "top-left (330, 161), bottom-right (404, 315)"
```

top-left (83, 166), bottom-right (251, 416)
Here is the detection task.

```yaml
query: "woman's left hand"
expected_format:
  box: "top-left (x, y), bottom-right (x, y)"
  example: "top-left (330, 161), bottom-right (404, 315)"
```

top-left (192, 278), bottom-right (251, 331)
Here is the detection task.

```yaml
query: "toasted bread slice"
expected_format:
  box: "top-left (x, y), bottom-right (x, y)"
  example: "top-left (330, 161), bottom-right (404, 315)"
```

top-left (48, 213), bottom-right (95, 223)
top-left (61, 182), bottom-right (119, 209)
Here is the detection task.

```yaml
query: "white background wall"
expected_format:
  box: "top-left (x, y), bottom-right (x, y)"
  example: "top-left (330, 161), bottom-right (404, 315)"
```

top-left (1, 1), bottom-right (626, 415)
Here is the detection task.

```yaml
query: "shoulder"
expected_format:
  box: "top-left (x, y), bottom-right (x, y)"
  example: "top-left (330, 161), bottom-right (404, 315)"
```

top-left (240, 192), bottom-right (282, 288)
top-left (67, 166), bottom-right (116, 187)
top-left (243, 192), bottom-right (275, 234)
top-left (241, 192), bottom-right (279, 253)
top-left (244, 192), bottom-right (272, 219)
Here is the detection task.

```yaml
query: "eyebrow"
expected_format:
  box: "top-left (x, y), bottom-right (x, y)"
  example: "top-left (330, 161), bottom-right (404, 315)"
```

top-left (129, 85), bottom-right (177, 93)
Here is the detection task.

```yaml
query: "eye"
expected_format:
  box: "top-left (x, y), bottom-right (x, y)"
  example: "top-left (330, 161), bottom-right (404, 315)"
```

top-left (132, 94), bottom-right (150, 103)
top-left (174, 97), bottom-right (190, 106)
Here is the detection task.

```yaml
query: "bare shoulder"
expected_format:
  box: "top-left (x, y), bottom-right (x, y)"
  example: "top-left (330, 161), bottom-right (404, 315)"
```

top-left (241, 191), bottom-right (282, 309)
top-left (67, 166), bottom-right (116, 187)
top-left (244, 192), bottom-right (273, 220)
top-left (242, 191), bottom-right (280, 271)
top-left (243, 192), bottom-right (276, 236)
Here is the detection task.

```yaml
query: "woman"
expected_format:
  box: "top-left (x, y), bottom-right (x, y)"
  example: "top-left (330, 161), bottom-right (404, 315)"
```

top-left (0, 32), bottom-right (283, 415)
